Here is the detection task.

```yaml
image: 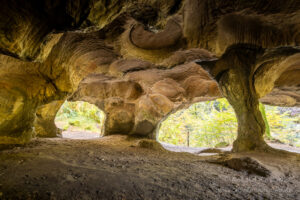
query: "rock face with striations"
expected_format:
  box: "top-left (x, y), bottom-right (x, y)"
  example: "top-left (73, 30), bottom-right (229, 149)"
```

top-left (0, 0), bottom-right (299, 152)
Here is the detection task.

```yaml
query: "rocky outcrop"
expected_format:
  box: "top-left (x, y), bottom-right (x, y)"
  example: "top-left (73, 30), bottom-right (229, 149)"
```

top-left (184, 0), bottom-right (300, 55)
top-left (0, 0), bottom-right (299, 151)
top-left (210, 156), bottom-right (271, 177)
top-left (70, 60), bottom-right (220, 138)
top-left (34, 101), bottom-right (64, 138)
top-left (261, 87), bottom-right (300, 107)
top-left (197, 44), bottom-right (300, 152)
top-left (0, 31), bottom-right (118, 143)
top-left (0, 55), bottom-right (44, 143)
top-left (129, 17), bottom-right (183, 50)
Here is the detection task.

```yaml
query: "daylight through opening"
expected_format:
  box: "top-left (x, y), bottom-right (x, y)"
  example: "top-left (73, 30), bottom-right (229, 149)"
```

top-left (158, 98), bottom-right (300, 152)
top-left (55, 101), bottom-right (105, 139)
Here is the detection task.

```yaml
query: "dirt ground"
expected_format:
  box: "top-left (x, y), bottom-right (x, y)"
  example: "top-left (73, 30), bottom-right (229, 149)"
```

top-left (162, 142), bottom-right (300, 154)
top-left (0, 135), bottom-right (299, 200)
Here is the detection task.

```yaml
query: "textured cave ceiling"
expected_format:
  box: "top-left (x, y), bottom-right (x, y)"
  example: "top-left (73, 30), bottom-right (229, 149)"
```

top-left (0, 0), bottom-right (299, 148)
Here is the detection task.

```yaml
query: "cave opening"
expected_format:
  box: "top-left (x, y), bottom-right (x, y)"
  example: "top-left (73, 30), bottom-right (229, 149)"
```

top-left (158, 98), bottom-right (300, 153)
top-left (55, 101), bottom-right (105, 139)
top-left (263, 105), bottom-right (300, 151)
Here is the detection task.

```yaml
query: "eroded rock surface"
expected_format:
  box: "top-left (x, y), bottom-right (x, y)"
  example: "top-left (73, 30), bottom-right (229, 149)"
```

top-left (210, 156), bottom-right (271, 177)
top-left (0, 0), bottom-right (299, 147)
top-left (197, 44), bottom-right (300, 152)
top-left (34, 101), bottom-right (64, 138)
top-left (70, 61), bottom-right (220, 138)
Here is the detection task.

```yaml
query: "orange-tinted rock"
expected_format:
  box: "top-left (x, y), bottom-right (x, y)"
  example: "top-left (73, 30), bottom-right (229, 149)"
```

top-left (0, 0), bottom-right (299, 144)
top-left (35, 101), bottom-right (64, 138)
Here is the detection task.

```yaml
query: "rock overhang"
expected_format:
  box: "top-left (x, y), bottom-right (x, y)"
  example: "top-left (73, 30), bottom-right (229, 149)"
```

top-left (0, 0), bottom-right (299, 146)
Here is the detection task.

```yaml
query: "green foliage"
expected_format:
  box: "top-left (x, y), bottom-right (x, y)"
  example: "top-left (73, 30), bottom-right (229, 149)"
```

top-left (159, 98), bottom-right (237, 147)
top-left (158, 99), bottom-right (300, 148)
top-left (55, 101), bottom-right (105, 133)
top-left (259, 103), bottom-right (271, 139)
top-left (265, 106), bottom-right (300, 147)
top-left (62, 124), bottom-right (70, 131)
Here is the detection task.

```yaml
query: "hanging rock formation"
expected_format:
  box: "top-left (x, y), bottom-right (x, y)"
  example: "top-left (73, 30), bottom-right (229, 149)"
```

top-left (0, 0), bottom-right (299, 152)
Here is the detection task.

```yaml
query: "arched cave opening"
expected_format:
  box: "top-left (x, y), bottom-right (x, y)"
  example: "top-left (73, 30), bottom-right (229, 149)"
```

top-left (55, 101), bottom-right (105, 139)
top-left (157, 98), bottom-right (300, 153)
top-left (263, 105), bottom-right (300, 151)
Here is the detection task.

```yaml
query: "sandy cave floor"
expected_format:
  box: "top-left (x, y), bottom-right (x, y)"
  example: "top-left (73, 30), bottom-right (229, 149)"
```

top-left (0, 135), bottom-right (299, 200)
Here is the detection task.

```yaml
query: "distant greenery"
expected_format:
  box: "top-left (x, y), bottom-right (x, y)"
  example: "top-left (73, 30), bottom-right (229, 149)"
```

top-left (265, 105), bottom-right (300, 147)
top-left (158, 98), bottom-right (300, 148)
top-left (55, 100), bottom-right (299, 147)
top-left (55, 101), bottom-right (105, 133)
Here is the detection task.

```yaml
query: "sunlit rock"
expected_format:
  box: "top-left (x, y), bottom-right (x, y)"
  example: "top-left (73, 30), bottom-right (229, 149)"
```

top-left (0, 0), bottom-right (298, 148)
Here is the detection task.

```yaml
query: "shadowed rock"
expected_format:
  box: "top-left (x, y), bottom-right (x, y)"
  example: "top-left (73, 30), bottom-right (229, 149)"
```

top-left (129, 17), bottom-right (182, 50)
top-left (211, 156), bottom-right (271, 177)
top-left (0, 0), bottom-right (299, 147)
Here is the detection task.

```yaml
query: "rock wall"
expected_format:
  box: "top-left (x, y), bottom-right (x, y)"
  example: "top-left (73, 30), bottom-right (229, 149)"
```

top-left (70, 60), bottom-right (220, 138)
top-left (0, 0), bottom-right (299, 150)
top-left (34, 101), bottom-right (64, 138)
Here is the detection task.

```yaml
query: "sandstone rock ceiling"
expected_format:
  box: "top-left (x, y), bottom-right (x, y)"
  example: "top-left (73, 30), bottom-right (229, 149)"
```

top-left (0, 0), bottom-right (299, 149)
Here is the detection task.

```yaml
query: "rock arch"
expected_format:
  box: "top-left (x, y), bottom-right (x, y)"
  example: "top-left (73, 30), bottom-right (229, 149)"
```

top-left (0, 0), bottom-right (299, 154)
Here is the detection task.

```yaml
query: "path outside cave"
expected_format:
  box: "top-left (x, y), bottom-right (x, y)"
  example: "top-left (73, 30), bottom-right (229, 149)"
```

top-left (0, 134), bottom-right (299, 200)
top-left (62, 130), bottom-right (100, 140)
top-left (56, 122), bottom-right (101, 140)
